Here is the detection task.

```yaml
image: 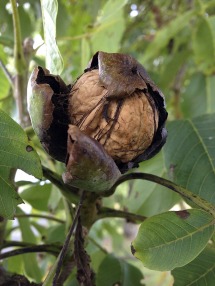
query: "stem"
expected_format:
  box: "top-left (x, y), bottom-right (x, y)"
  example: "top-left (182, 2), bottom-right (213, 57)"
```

top-left (0, 244), bottom-right (60, 260)
top-left (110, 173), bottom-right (215, 217)
top-left (10, 0), bottom-right (26, 74)
top-left (42, 165), bottom-right (79, 204)
top-left (15, 214), bottom-right (65, 224)
top-left (0, 60), bottom-right (14, 87)
top-left (11, 0), bottom-right (32, 127)
top-left (43, 192), bottom-right (84, 286)
top-left (97, 207), bottom-right (146, 223)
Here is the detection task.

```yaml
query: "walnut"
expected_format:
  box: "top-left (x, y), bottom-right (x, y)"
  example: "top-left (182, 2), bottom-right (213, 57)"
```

top-left (69, 52), bottom-right (167, 172)
top-left (69, 70), bottom-right (159, 164)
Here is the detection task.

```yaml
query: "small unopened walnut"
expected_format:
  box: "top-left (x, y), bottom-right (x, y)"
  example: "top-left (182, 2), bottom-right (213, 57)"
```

top-left (69, 52), bottom-right (167, 172)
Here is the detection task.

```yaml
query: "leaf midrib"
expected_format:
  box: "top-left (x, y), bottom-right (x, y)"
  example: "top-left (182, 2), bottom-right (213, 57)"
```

top-left (141, 219), bottom-right (215, 251)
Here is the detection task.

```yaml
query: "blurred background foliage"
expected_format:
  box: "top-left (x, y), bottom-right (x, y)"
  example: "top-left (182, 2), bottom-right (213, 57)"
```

top-left (0, 0), bottom-right (215, 285)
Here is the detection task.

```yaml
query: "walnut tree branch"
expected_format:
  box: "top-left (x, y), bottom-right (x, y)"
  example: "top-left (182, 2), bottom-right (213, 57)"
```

top-left (109, 172), bottom-right (215, 216)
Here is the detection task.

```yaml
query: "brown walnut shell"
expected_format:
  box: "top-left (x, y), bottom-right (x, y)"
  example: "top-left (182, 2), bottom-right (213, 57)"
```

top-left (69, 52), bottom-right (167, 172)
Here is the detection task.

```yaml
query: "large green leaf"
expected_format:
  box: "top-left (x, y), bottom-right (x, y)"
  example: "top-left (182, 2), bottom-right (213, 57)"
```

top-left (131, 209), bottom-right (214, 271)
top-left (0, 109), bottom-right (42, 177)
top-left (0, 109), bottom-right (42, 218)
top-left (96, 254), bottom-right (144, 286)
top-left (90, 0), bottom-right (127, 52)
top-left (164, 114), bottom-right (215, 205)
top-left (172, 246), bottom-right (215, 286)
top-left (40, 0), bottom-right (63, 74)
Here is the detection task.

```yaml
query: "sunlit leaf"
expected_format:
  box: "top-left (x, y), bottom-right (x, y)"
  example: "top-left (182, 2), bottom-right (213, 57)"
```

top-left (131, 209), bottom-right (214, 271)
top-left (0, 46), bottom-right (10, 100)
top-left (172, 246), bottom-right (215, 286)
top-left (164, 113), bottom-right (215, 205)
top-left (81, 38), bottom-right (91, 71)
top-left (91, 0), bottom-right (128, 52)
top-left (40, 0), bottom-right (64, 74)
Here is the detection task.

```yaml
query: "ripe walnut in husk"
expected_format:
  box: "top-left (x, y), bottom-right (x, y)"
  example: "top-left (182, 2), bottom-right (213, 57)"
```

top-left (69, 52), bottom-right (167, 172)
top-left (28, 51), bottom-right (167, 175)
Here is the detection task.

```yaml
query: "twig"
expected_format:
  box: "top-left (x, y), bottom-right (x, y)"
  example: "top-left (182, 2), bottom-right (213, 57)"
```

top-left (97, 207), bottom-right (146, 223)
top-left (0, 244), bottom-right (60, 260)
top-left (48, 191), bottom-right (84, 286)
top-left (15, 214), bottom-right (65, 224)
top-left (10, 0), bottom-right (26, 74)
top-left (0, 60), bottom-right (14, 87)
top-left (110, 172), bottom-right (215, 216)
top-left (42, 165), bottom-right (79, 204)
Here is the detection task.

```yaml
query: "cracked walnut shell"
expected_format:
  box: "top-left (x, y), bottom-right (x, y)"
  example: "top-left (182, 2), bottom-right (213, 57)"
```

top-left (69, 69), bottom-right (159, 164)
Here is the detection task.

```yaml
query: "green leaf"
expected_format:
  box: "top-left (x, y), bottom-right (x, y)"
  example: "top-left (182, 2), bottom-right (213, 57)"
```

top-left (17, 208), bottom-right (43, 282)
top-left (0, 109), bottom-right (42, 178)
top-left (142, 10), bottom-right (195, 62)
top-left (3, 254), bottom-right (24, 274)
top-left (48, 184), bottom-right (62, 212)
top-left (192, 16), bottom-right (215, 73)
top-left (206, 75), bottom-right (215, 113)
top-left (164, 114), bottom-right (215, 205)
top-left (172, 246), bottom-right (215, 286)
top-left (45, 224), bottom-right (66, 244)
top-left (0, 46), bottom-right (10, 99)
top-left (181, 73), bottom-right (207, 118)
top-left (81, 38), bottom-right (91, 71)
top-left (0, 109), bottom-right (42, 218)
top-left (131, 209), bottom-right (214, 271)
top-left (96, 254), bottom-right (144, 286)
top-left (20, 183), bottom-right (51, 211)
top-left (0, 167), bottom-right (23, 219)
top-left (90, 0), bottom-right (128, 52)
top-left (181, 73), bottom-right (215, 118)
top-left (40, 0), bottom-right (64, 74)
